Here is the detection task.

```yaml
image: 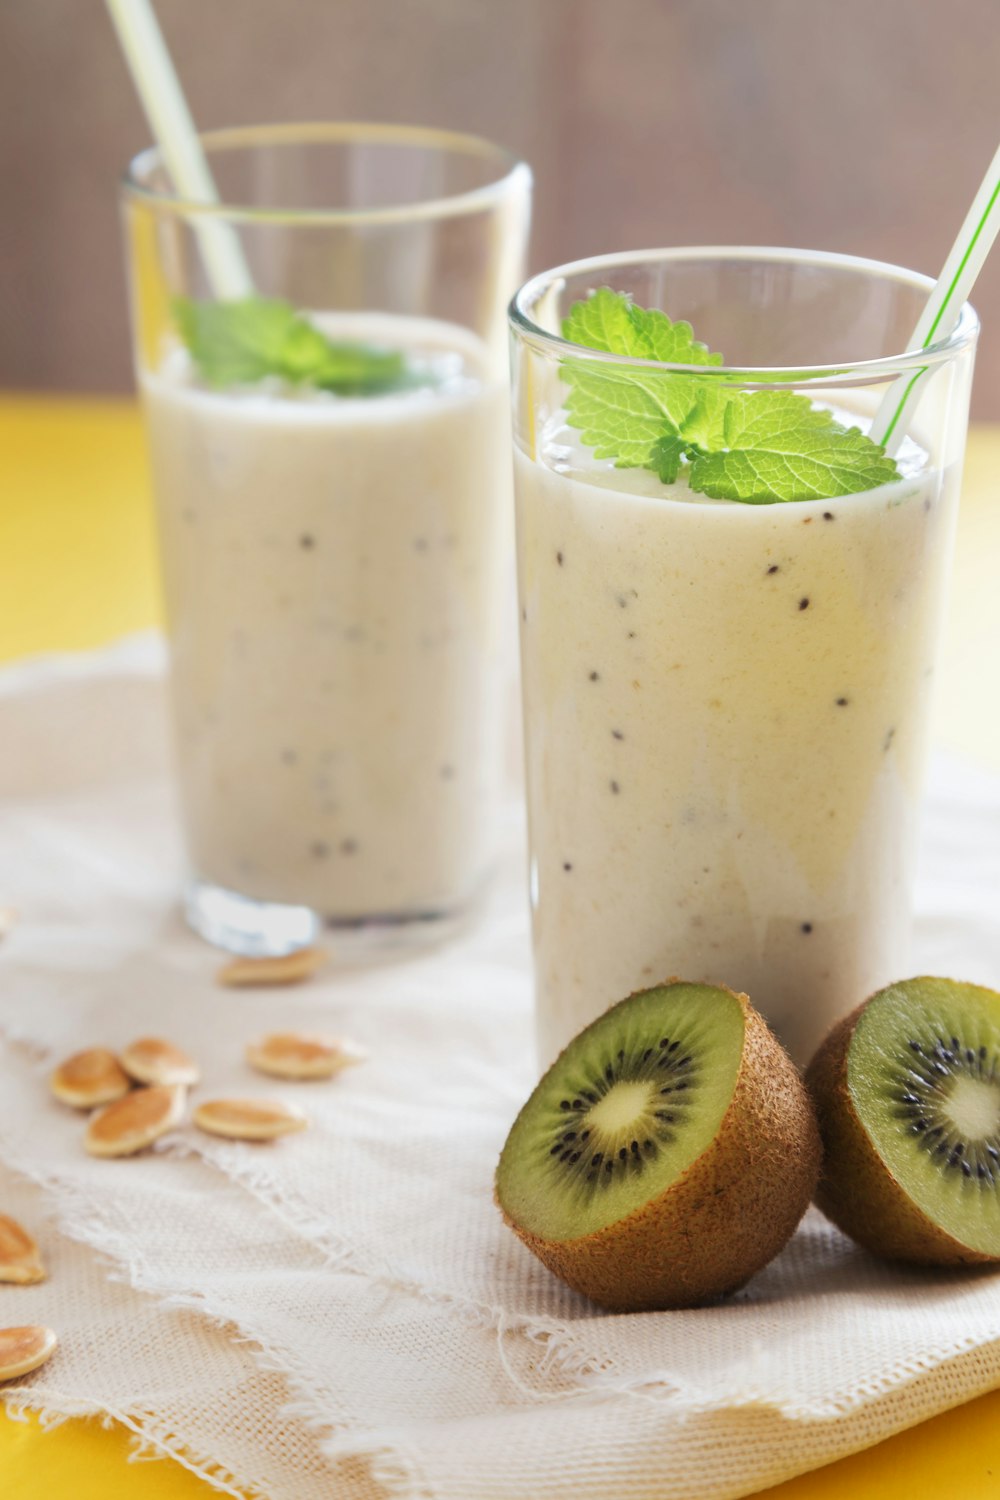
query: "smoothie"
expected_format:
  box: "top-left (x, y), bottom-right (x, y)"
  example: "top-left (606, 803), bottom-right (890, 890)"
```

top-left (515, 419), bottom-right (960, 1067)
top-left (143, 313), bottom-right (510, 930)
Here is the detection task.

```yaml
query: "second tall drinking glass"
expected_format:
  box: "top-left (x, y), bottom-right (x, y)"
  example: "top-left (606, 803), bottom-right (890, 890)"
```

top-left (510, 248), bottom-right (976, 1068)
top-left (124, 123), bottom-right (531, 954)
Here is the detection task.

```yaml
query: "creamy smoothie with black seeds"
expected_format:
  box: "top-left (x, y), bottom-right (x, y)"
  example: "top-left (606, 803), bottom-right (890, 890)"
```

top-left (143, 314), bottom-right (510, 921)
top-left (516, 419), bottom-right (960, 1067)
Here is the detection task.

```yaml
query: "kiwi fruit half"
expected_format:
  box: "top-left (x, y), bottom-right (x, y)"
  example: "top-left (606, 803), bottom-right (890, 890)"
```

top-left (806, 976), bottom-right (1000, 1265)
top-left (495, 981), bottom-right (820, 1311)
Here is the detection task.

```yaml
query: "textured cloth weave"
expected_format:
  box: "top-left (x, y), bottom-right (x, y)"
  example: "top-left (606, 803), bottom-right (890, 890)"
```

top-left (1, 637), bottom-right (1000, 1499)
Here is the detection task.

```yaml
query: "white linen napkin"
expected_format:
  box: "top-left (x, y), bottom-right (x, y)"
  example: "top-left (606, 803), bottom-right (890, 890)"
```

top-left (2, 637), bottom-right (1000, 1500)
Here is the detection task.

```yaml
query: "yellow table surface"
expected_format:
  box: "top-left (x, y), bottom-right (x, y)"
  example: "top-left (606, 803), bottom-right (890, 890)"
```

top-left (1, 395), bottom-right (1000, 1498)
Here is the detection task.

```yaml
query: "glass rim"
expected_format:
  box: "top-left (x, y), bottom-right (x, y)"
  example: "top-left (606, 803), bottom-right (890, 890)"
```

top-left (509, 246), bottom-right (980, 384)
top-left (122, 120), bottom-right (531, 226)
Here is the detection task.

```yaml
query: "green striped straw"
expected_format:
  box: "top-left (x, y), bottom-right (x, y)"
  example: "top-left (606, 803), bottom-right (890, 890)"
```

top-left (870, 138), bottom-right (1000, 455)
top-left (106, 0), bottom-right (254, 301)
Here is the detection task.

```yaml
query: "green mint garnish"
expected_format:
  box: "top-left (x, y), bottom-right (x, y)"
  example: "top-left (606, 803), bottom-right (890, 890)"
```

top-left (561, 288), bottom-right (900, 504)
top-left (174, 297), bottom-right (419, 396)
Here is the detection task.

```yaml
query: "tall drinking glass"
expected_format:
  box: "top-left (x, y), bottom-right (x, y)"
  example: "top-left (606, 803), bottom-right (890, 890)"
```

top-left (510, 249), bottom-right (977, 1068)
top-left (123, 124), bottom-right (530, 955)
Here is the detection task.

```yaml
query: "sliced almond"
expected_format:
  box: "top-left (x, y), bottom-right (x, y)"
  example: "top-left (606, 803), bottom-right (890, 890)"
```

top-left (0, 1325), bottom-right (58, 1382)
top-left (246, 1031), bottom-right (367, 1080)
top-left (120, 1037), bottom-right (200, 1088)
top-left (216, 947), bottom-right (328, 989)
top-left (0, 1216), bottom-right (46, 1286)
top-left (0, 907), bottom-right (18, 940)
top-left (84, 1084), bottom-right (186, 1158)
top-left (193, 1097), bottom-right (307, 1141)
top-left (50, 1048), bottom-right (132, 1110)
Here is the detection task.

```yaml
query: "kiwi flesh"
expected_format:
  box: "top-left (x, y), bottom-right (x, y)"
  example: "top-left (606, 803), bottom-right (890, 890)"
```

top-left (495, 981), bottom-right (821, 1311)
top-left (806, 976), bottom-right (1000, 1265)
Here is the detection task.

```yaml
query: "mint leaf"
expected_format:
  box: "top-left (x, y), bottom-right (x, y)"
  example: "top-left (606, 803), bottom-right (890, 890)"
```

top-left (649, 434), bottom-right (687, 484)
top-left (174, 298), bottom-right (415, 396)
top-left (561, 291), bottom-right (723, 469)
top-left (678, 383), bottom-right (731, 452)
top-left (562, 287), bottom-right (722, 366)
top-left (687, 393), bottom-right (901, 504)
top-left (559, 364), bottom-right (703, 467)
top-left (560, 289), bottom-right (900, 503)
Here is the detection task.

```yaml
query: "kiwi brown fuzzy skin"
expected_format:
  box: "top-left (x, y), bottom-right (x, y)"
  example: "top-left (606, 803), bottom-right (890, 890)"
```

top-left (806, 995), bottom-right (998, 1267)
top-left (497, 985), bottom-right (821, 1312)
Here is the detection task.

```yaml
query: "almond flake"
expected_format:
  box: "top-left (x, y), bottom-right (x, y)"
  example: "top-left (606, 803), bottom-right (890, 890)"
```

top-left (193, 1097), bottom-right (307, 1141)
top-left (0, 1216), bottom-right (46, 1285)
top-left (85, 1084), bottom-right (186, 1158)
top-left (50, 1048), bottom-right (132, 1110)
top-left (216, 947), bottom-right (328, 988)
top-left (0, 1325), bottom-right (57, 1382)
top-left (120, 1037), bottom-right (200, 1088)
top-left (246, 1032), bottom-right (367, 1080)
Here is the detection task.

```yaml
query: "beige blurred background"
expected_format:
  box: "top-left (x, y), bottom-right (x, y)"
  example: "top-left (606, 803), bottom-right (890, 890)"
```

top-left (1, 0), bottom-right (999, 415)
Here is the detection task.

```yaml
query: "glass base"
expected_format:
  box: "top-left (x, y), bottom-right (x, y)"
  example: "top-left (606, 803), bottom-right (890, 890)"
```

top-left (184, 878), bottom-right (478, 960)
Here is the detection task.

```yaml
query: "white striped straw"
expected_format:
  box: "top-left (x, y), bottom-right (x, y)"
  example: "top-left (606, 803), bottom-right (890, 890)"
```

top-left (870, 138), bottom-right (1000, 455)
top-left (106, 0), bottom-right (254, 300)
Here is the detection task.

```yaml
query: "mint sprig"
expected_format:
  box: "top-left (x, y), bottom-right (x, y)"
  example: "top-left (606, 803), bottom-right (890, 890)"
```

top-left (174, 298), bottom-right (419, 397)
top-left (560, 289), bottom-right (899, 504)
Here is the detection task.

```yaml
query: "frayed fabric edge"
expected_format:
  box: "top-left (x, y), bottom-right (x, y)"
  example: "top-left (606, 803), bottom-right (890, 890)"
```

top-left (12, 1144), bottom-right (1000, 1427)
top-left (7, 1051), bottom-right (1000, 1434)
top-left (1, 1393), bottom-right (258, 1499)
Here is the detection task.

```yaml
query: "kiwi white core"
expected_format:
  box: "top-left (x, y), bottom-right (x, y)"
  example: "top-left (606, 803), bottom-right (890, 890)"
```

top-left (496, 983), bottom-right (746, 1243)
top-left (945, 1076), bottom-right (1000, 1141)
top-left (585, 1081), bottom-right (658, 1135)
top-left (849, 977), bottom-right (1000, 1257)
